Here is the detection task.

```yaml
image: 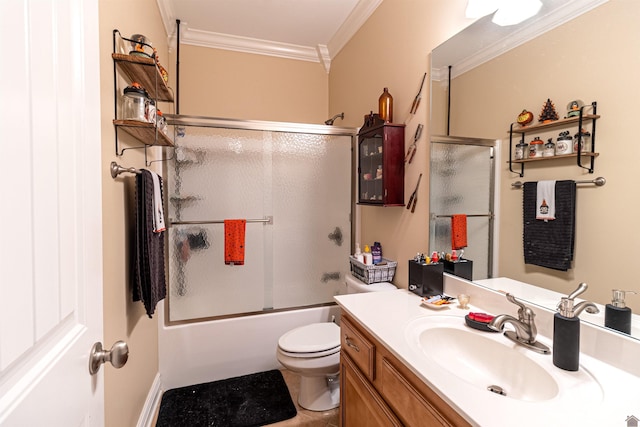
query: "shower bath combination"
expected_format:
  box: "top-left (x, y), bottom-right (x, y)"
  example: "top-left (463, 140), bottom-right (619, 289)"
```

top-left (165, 116), bottom-right (356, 322)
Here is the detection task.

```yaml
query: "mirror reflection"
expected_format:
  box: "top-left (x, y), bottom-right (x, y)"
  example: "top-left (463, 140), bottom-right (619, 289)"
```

top-left (430, 0), bottom-right (640, 339)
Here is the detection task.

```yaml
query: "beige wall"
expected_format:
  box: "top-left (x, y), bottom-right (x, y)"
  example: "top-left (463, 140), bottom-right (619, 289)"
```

top-left (174, 45), bottom-right (329, 123)
top-left (445, 1), bottom-right (640, 311)
top-left (329, 0), bottom-right (474, 288)
top-left (99, 1), bottom-right (167, 426)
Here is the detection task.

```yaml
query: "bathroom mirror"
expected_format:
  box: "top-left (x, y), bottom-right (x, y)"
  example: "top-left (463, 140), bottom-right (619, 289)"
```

top-left (430, 0), bottom-right (640, 340)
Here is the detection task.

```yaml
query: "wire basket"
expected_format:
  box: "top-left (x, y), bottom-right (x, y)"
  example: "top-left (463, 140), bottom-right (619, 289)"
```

top-left (349, 256), bottom-right (397, 284)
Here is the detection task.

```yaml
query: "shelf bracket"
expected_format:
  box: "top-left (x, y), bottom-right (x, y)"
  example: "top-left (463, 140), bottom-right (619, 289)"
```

top-left (508, 122), bottom-right (524, 177)
top-left (577, 101), bottom-right (597, 173)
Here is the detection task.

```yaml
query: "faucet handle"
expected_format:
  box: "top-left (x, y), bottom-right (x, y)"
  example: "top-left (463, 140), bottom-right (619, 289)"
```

top-left (567, 282), bottom-right (588, 300)
top-left (506, 293), bottom-right (532, 320)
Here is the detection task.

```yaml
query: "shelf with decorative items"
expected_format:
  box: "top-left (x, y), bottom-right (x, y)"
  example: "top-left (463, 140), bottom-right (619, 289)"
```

top-left (508, 101), bottom-right (599, 177)
top-left (357, 113), bottom-right (405, 206)
top-left (112, 30), bottom-right (174, 164)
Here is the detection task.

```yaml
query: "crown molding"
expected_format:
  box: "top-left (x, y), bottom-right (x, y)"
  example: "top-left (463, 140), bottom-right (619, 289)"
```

top-left (432, 0), bottom-right (608, 81)
top-left (327, 0), bottom-right (383, 59)
top-left (156, 0), bottom-right (382, 70)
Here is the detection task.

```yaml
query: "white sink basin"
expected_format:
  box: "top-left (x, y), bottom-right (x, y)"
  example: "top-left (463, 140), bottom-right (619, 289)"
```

top-left (404, 316), bottom-right (603, 403)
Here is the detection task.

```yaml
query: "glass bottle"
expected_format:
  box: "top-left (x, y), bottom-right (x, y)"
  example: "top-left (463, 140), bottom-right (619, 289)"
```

top-left (379, 87), bottom-right (393, 123)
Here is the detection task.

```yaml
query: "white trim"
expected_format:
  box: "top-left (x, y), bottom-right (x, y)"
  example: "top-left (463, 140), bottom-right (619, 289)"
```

top-left (156, 0), bottom-right (382, 65)
top-left (136, 373), bottom-right (163, 427)
top-left (327, 0), bottom-right (383, 59)
top-left (432, 0), bottom-right (608, 81)
top-left (178, 28), bottom-right (319, 62)
top-left (316, 44), bottom-right (331, 73)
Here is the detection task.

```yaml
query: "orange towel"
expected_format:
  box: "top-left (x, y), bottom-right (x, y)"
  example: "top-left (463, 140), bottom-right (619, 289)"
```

top-left (224, 219), bottom-right (246, 265)
top-left (451, 214), bottom-right (467, 250)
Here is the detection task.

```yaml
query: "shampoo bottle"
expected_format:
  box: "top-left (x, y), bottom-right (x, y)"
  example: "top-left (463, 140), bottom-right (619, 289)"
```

top-left (605, 289), bottom-right (636, 334)
top-left (372, 242), bottom-right (382, 264)
top-left (553, 283), bottom-right (599, 371)
top-left (354, 243), bottom-right (364, 263)
top-left (363, 245), bottom-right (373, 265)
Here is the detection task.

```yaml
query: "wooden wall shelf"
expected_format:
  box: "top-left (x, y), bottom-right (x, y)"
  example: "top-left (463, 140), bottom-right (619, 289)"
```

top-left (112, 53), bottom-right (173, 102)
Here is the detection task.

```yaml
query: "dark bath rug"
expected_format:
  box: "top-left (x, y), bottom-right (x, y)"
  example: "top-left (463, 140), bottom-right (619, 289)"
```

top-left (156, 369), bottom-right (297, 427)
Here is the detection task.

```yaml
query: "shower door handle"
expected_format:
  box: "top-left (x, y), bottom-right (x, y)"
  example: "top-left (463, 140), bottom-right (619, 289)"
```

top-left (89, 340), bottom-right (129, 375)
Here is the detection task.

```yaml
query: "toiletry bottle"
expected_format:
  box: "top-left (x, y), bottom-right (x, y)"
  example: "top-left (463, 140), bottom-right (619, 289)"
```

top-left (363, 245), bottom-right (373, 265)
top-left (553, 283), bottom-right (599, 371)
top-left (605, 289), bottom-right (636, 334)
top-left (354, 243), bottom-right (364, 263)
top-left (372, 242), bottom-right (382, 264)
top-left (378, 88), bottom-right (393, 123)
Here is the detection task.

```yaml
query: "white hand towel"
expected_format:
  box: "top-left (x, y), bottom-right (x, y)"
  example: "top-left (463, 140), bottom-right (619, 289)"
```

top-left (536, 180), bottom-right (556, 221)
top-left (149, 170), bottom-right (166, 233)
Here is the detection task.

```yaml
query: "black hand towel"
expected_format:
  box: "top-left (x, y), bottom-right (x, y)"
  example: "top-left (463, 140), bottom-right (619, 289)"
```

top-left (523, 180), bottom-right (576, 271)
top-left (133, 170), bottom-right (167, 318)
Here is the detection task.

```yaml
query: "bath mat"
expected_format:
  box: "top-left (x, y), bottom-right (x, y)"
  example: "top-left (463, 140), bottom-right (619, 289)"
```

top-left (156, 369), bottom-right (297, 427)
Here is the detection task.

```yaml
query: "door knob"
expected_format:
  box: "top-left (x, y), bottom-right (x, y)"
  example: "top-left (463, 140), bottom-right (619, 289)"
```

top-left (89, 340), bottom-right (129, 375)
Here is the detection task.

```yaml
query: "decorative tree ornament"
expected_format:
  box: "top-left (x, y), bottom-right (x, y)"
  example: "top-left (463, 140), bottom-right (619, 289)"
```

top-left (539, 98), bottom-right (559, 123)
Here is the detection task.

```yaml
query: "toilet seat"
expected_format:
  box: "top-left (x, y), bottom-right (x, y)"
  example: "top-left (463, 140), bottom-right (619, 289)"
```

top-left (278, 323), bottom-right (340, 357)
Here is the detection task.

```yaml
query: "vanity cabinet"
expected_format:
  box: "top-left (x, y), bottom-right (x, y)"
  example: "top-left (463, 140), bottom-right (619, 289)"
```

top-left (340, 315), bottom-right (471, 427)
top-left (357, 114), bottom-right (405, 206)
top-left (508, 101), bottom-right (599, 177)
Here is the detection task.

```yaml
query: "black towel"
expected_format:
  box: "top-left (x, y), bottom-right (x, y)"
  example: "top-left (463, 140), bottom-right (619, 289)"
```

top-left (133, 170), bottom-right (167, 318)
top-left (523, 180), bottom-right (576, 271)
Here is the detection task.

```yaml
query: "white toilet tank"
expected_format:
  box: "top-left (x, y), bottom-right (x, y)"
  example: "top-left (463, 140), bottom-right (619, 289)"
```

top-left (345, 272), bottom-right (397, 294)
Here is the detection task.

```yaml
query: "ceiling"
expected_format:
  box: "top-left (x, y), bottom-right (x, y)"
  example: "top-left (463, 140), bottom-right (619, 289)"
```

top-left (431, 0), bottom-right (608, 80)
top-left (155, 0), bottom-right (383, 72)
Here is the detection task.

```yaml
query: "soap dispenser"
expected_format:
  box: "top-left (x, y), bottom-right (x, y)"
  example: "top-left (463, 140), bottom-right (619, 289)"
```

top-left (553, 283), bottom-right (600, 371)
top-left (605, 289), bottom-right (637, 334)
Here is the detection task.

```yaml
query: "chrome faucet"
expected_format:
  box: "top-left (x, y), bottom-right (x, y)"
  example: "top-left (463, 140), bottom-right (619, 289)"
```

top-left (488, 293), bottom-right (551, 354)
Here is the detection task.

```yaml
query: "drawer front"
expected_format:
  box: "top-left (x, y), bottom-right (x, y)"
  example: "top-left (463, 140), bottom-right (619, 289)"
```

top-left (341, 317), bottom-right (376, 381)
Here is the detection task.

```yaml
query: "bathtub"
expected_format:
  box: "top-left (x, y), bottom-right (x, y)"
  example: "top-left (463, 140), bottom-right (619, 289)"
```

top-left (158, 303), bottom-right (342, 390)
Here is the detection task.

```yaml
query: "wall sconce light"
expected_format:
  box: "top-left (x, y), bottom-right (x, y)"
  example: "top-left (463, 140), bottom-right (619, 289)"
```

top-left (466, 0), bottom-right (543, 26)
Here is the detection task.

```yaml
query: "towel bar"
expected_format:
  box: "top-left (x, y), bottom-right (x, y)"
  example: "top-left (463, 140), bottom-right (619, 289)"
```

top-left (511, 177), bottom-right (606, 189)
top-left (110, 161), bottom-right (141, 178)
top-left (171, 216), bottom-right (273, 226)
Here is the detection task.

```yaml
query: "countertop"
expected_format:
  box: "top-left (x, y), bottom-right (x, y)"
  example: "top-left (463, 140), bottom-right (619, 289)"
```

top-left (335, 288), bottom-right (640, 427)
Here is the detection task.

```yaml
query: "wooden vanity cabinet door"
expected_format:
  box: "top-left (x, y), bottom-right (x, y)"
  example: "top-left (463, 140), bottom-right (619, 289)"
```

top-left (341, 317), bottom-right (376, 381)
top-left (379, 357), bottom-right (453, 426)
top-left (340, 352), bottom-right (402, 427)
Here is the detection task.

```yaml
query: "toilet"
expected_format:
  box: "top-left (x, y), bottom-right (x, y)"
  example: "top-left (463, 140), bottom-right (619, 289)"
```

top-left (276, 272), bottom-right (397, 411)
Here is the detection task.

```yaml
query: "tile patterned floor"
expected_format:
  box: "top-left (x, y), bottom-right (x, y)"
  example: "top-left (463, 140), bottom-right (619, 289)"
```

top-left (269, 369), bottom-right (339, 427)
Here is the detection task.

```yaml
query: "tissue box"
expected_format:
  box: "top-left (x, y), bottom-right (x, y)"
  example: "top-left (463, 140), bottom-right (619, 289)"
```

top-left (443, 259), bottom-right (473, 281)
top-left (408, 260), bottom-right (444, 297)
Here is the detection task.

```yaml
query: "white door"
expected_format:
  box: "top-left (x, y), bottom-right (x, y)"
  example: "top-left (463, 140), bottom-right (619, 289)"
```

top-left (0, 0), bottom-right (104, 425)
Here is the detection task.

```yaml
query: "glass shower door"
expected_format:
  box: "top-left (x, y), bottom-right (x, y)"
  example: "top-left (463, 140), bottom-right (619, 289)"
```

top-left (429, 137), bottom-right (496, 280)
top-left (166, 119), bottom-right (354, 321)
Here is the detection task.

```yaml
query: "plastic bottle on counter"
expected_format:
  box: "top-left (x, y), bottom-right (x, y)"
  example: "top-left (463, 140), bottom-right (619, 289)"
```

top-left (372, 242), bottom-right (382, 264)
top-left (354, 243), bottom-right (364, 263)
top-left (363, 245), bottom-right (373, 265)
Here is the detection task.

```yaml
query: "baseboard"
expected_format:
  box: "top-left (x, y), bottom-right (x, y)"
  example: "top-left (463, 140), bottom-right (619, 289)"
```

top-left (137, 373), bottom-right (163, 427)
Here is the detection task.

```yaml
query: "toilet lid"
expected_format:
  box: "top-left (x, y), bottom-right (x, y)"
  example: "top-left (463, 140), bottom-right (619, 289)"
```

top-left (278, 322), bottom-right (340, 353)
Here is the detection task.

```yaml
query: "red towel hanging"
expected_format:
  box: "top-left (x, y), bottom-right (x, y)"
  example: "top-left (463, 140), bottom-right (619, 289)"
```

top-left (451, 214), bottom-right (468, 250)
top-left (224, 219), bottom-right (246, 265)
